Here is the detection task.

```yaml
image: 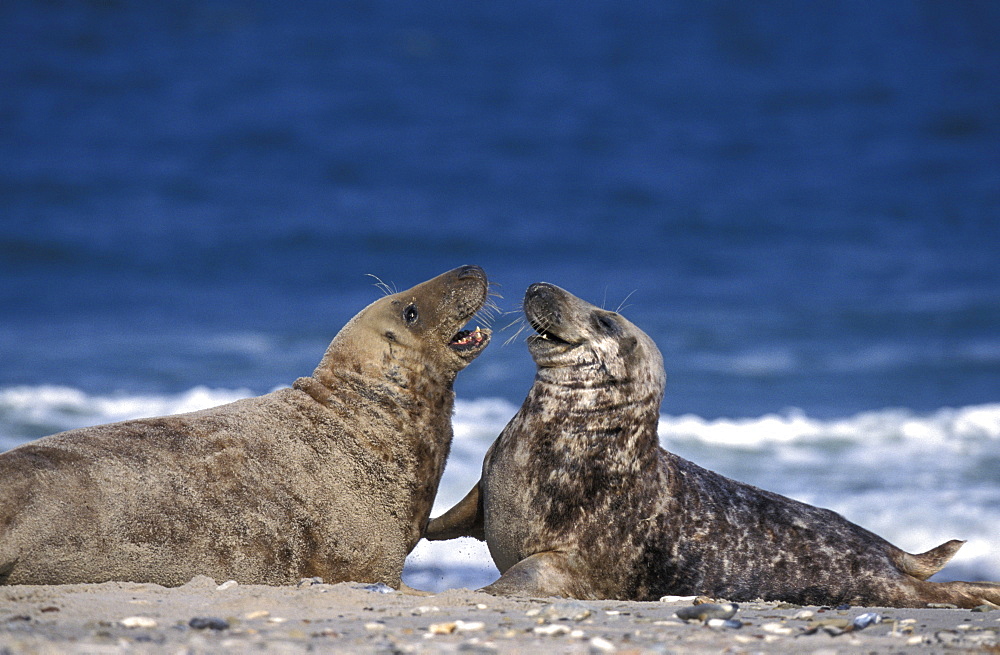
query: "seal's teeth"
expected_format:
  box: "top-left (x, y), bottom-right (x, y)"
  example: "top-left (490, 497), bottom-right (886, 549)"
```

top-left (450, 325), bottom-right (488, 351)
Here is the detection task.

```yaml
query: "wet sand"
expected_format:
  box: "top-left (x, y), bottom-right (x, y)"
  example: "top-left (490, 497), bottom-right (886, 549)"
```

top-left (1, 576), bottom-right (997, 653)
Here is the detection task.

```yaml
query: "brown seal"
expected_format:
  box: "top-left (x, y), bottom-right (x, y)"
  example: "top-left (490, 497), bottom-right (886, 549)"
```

top-left (0, 265), bottom-right (492, 587)
top-left (426, 282), bottom-right (1000, 608)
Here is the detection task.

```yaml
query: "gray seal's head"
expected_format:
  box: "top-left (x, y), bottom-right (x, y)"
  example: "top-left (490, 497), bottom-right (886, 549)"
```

top-left (523, 282), bottom-right (665, 399)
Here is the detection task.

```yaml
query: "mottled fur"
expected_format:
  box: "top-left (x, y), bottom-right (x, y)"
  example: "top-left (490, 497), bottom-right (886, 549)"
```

top-left (426, 283), bottom-right (1000, 608)
top-left (0, 265), bottom-right (492, 587)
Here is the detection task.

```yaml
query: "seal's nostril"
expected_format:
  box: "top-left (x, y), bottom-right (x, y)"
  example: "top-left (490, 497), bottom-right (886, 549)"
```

top-left (525, 282), bottom-right (556, 300)
top-left (456, 264), bottom-right (485, 280)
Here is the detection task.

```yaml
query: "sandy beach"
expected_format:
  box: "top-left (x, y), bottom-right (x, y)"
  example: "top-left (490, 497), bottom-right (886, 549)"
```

top-left (1, 576), bottom-right (997, 654)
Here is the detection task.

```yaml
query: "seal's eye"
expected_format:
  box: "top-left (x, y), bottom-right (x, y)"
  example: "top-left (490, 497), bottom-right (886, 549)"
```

top-left (593, 313), bottom-right (621, 336)
top-left (403, 304), bottom-right (419, 325)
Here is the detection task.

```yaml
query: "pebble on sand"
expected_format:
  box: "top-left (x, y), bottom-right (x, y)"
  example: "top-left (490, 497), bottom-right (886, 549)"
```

top-left (188, 616), bottom-right (229, 631)
top-left (119, 616), bottom-right (157, 629)
top-left (675, 602), bottom-right (739, 622)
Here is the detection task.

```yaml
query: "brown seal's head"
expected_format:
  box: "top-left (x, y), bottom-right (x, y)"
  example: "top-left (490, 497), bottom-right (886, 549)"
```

top-left (312, 265), bottom-right (493, 390)
top-left (523, 282), bottom-right (664, 394)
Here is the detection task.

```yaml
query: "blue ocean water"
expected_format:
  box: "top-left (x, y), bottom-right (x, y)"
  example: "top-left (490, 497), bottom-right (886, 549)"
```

top-left (2, 2), bottom-right (999, 588)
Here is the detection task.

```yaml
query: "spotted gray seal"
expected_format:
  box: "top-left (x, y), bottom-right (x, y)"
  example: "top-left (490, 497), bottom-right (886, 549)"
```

top-left (0, 265), bottom-right (492, 587)
top-left (425, 282), bottom-right (1000, 608)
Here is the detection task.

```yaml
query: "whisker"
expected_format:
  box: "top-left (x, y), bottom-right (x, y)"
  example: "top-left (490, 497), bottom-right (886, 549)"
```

top-left (484, 297), bottom-right (503, 317)
top-left (534, 314), bottom-right (556, 334)
top-left (616, 289), bottom-right (638, 314)
top-left (472, 283), bottom-right (503, 325)
top-left (503, 318), bottom-right (531, 347)
top-left (503, 325), bottom-right (528, 347)
top-left (470, 288), bottom-right (504, 330)
top-left (477, 303), bottom-right (503, 328)
top-left (500, 316), bottom-right (524, 331)
top-left (472, 307), bottom-right (497, 329)
top-left (500, 311), bottom-right (529, 347)
top-left (365, 274), bottom-right (396, 297)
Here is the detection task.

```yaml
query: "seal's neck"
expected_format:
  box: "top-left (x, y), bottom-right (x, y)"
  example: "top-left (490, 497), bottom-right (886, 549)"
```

top-left (534, 367), bottom-right (663, 418)
top-left (520, 372), bottom-right (663, 473)
top-left (314, 337), bottom-right (457, 395)
top-left (294, 344), bottom-right (457, 548)
top-left (301, 346), bottom-right (456, 438)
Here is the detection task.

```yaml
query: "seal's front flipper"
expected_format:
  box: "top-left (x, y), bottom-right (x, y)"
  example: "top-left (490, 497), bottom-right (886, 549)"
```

top-left (480, 552), bottom-right (589, 599)
top-left (424, 483), bottom-right (484, 541)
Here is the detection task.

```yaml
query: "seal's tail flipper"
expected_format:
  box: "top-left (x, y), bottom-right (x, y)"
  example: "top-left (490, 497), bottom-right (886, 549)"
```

top-left (911, 579), bottom-right (1000, 609)
top-left (893, 539), bottom-right (966, 580)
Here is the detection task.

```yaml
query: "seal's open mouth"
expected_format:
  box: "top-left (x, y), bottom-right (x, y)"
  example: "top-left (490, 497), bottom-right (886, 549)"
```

top-left (527, 317), bottom-right (572, 346)
top-left (449, 326), bottom-right (490, 354)
top-left (531, 326), bottom-right (571, 345)
top-left (526, 314), bottom-right (580, 363)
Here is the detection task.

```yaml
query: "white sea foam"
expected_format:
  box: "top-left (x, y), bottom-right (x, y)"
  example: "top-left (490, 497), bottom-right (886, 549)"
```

top-left (659, 404), bottom-right (1000, 448)
top-left (0, 385), bottom-right (254, 449)
top-left (1, 387), bottom-right (997, 590)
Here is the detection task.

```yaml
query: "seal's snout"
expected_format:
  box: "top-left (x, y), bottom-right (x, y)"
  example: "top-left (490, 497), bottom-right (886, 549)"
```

top-left (525, 282), bottom-right (558, 300)
top-left (456, 264), bottom-right (486, 281)
top-left (524, 284), bottom-right (563, 328)
top-left (526, 282), bottom-right (551, 294)
top-left (442, 265), bottom-right (491, 362)
top-left (524, 283), bottom-right (564, 321)
top-left (524, 283), bottom-right (576, 353)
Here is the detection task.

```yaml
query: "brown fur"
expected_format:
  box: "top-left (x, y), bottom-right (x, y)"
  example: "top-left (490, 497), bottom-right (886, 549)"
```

top-left (0, 265), bottom-right (492, 587)
top-left (426, 282), bottom-right (1000, 608)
